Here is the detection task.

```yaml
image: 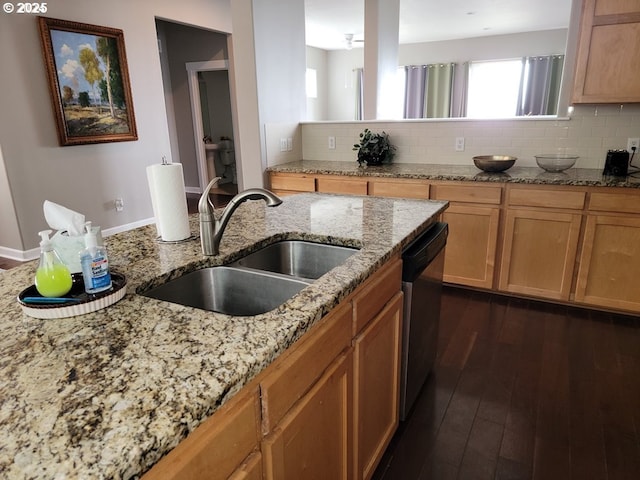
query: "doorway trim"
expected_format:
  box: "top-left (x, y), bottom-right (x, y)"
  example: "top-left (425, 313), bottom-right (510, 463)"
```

top-left (186, 60), bottom-right (230, 192)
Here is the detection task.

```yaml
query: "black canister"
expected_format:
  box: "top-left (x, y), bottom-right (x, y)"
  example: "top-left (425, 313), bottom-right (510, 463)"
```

top-left (603, 150), bottom-right (629, 176)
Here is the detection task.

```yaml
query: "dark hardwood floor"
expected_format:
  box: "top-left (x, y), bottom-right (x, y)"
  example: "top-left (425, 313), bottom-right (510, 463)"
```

top-left (373, 286), bottom-right (640, 480)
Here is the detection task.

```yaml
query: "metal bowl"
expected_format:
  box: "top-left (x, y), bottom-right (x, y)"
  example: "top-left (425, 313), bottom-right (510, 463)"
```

top-left (473, 155), bottom-right (517, 173)
top-left (535, 154), bottom-right (578, 172)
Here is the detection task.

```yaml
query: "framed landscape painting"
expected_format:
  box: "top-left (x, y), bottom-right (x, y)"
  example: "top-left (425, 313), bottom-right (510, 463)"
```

top-left (38, 17), bottom-right (138, 146)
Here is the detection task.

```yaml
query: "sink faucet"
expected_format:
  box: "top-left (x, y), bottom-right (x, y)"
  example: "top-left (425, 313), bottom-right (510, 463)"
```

top-left (198, 177), bottom-right (283, 255)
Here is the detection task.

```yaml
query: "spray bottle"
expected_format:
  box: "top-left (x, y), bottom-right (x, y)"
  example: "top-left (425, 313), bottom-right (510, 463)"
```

top-left (79, 222), bottom-right (112, 294)
top-left (34, 230), bottom-right (73, 297)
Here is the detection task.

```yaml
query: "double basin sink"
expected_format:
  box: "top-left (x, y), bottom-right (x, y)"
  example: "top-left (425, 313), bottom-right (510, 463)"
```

top-left (142, 240), bottom-right (358, 316)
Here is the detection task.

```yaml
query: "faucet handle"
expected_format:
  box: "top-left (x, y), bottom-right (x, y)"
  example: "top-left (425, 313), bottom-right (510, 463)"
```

top-left (198, 177), bottom-right (222, 216)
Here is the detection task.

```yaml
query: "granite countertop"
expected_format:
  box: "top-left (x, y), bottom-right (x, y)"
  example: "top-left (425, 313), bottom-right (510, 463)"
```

top-left (267, 160), bottom-right (640, 188)
top-left (0, 193), bottom-right (447, 479)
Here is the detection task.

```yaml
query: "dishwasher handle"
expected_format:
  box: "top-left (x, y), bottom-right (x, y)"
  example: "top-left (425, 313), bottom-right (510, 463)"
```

top-left (402, 222), bottom-right (448, 282)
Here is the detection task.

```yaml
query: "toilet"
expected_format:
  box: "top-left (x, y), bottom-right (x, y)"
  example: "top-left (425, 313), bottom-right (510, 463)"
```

top-left (205, 139), bottom-right (236, 185)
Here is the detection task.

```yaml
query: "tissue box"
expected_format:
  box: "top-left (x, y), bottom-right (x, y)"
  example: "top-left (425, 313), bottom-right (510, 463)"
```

top-left (52, 227), bottom-right (103, 273)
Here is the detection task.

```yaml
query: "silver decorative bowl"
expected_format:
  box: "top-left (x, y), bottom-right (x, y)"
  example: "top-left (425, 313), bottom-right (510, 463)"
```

top-left (535, 154), bottom-right (578, 172)
top-left (473, 155), bottom-right (517, 173)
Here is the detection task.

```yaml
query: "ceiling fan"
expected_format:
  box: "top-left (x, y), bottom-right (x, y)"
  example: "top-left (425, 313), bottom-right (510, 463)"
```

top-left (344, 33), bottom-right (364, 50)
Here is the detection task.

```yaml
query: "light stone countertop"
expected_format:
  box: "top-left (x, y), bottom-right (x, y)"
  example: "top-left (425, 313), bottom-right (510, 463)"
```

top-left (0, 193), bottom-right (447, 479)
top-left (267, 160), bottom-right (640, 188)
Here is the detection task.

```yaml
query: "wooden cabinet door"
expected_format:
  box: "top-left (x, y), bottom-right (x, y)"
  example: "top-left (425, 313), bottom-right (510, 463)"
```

top-left (499, 209), bottom-right (582, 301)
top-left (573, 0), bottom-right (640, 103)
top-left (262, 350), bottom-right (354, 480)
top-left (353, 293), bottom-right (403, 480)
top-left (575, 214), bottom-right (640, 312)
top-left (142, 387), bottom-right (261, 480)
top-left (440, 204), bottom-right (500, 289)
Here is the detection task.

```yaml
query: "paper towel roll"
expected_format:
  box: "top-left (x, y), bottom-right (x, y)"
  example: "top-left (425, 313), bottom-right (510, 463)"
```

top-left (146, 163), bottom-right (191, 241)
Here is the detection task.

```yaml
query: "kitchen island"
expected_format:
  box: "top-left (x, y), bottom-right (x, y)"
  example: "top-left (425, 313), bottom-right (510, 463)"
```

top-left (0, 193), bottom-right (447, 479)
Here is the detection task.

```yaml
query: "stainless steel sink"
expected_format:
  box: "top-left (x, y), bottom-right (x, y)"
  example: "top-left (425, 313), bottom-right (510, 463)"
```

top-left (142, 266), bottom-right (309, 316)
top-left (231, 240), bottom-right (358, 280)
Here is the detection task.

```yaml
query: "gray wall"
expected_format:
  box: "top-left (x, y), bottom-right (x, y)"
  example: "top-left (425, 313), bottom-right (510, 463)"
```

top-left (0, 0), bottom-right (231, 254)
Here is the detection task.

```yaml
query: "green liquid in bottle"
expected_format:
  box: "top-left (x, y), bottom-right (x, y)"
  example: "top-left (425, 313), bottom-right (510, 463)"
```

top-left (35, 263), bottom-right (72, 297)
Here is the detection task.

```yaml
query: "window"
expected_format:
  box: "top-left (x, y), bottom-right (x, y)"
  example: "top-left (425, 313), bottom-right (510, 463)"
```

top-left (467, 59), bottom-right (523, 118)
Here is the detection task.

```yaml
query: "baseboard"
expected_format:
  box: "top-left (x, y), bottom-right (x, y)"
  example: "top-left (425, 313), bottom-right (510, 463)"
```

top-left (0, 217), bottom-right (156, 262)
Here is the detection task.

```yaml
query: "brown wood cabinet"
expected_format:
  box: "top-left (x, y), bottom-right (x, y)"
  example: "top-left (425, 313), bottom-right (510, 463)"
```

top-left (573, 0), bottom-right (640, 103)
top-left (500, 208), bottom-right (582, 300)
top-left (353, 293), bottom-right (403, 480)
top-left (316, 175), bottom-right (368, 195)
top-left (352, 259), bottom-right (403, 480)
top-left (431, 183), bottom-right (502, 289)
top-left (262, 351), bottom-right (354, 480)
top-left (499, 186), bottom-right (585, 301)
top-left (576, 189), bottom-right (640, 311)
top-left (142, 386), bottom-right (261, 480)
top-left (270, 172), bottom-right (316, 196)
top-left (268, 170), bottom-right (640, 313)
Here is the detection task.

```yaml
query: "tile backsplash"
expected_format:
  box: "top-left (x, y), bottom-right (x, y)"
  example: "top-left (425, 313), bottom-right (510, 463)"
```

top-left (281, 104), bottom-right (640, 170)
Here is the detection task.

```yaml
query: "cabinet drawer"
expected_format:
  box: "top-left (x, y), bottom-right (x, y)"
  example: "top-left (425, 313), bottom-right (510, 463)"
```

top-left (588, 191), bottom-right (640, 214)
top-left (508, 187), bottom-right (586, 210)
top-left (316, 176), bottom-right (368, 195)
top-left (368, 179), bottom-right (429, 199)
top-left (261, 301), bottom-right (352, 432)
top-left (353, 258), bottom-right (402, 335)
top-left (270, 174), bottom-right (315, 192)
top-left (431, 183), bottom-right (502, 204)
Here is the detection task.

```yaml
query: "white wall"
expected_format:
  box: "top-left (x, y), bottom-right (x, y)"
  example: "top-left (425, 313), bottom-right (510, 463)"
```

top-left (306, 46), bottom-right (328, 121)
top-left (0, 0), bottom-right (231, 255)
top-left (325, 29), bottom-right (568, 121)
top-left (229, 0), bottom-right (307, 189)
top-left (300, 104), bottom-right (640, 170)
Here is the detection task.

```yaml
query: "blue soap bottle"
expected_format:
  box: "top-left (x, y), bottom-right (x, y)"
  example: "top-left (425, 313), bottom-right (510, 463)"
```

top-left (80, 223), bottom-right (112, 294)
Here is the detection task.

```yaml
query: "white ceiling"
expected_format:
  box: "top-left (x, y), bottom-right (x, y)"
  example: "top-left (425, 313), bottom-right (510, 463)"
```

top-left (305, 0), bottom-right (572, 50)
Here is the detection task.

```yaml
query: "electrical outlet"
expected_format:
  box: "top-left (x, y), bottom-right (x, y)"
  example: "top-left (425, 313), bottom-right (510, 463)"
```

top-left (455, 137), bottom-right (465, 152)
top-left (280, 138), bottom-right (287, 152)
top-left (627, 137), bottom-right (639, 152)
top-left (328, 136), bottom-right (336, 150)
top-left (114, 198), bottom-right (124, 212)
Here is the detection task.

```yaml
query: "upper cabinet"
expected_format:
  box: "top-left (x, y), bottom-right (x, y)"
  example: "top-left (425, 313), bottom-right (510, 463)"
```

top-left (572, 0), bottom-right (640, 103)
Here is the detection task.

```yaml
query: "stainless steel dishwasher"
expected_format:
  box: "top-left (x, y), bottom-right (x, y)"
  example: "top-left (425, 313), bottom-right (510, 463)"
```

top-left (400, 221), bottom-right (448, 421)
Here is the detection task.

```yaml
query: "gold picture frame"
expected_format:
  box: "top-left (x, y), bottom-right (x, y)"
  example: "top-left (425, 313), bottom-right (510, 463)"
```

top-left (38, 16), bottom-right (138, 146)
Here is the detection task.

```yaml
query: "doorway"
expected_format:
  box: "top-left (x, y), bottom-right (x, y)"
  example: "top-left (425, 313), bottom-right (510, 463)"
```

top-left (186, 60), bottom-right (238, 197)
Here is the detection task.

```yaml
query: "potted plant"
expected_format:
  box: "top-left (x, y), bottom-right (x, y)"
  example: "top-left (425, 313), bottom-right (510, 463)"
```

top-left (353, 128), bottom-right (396, 166)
